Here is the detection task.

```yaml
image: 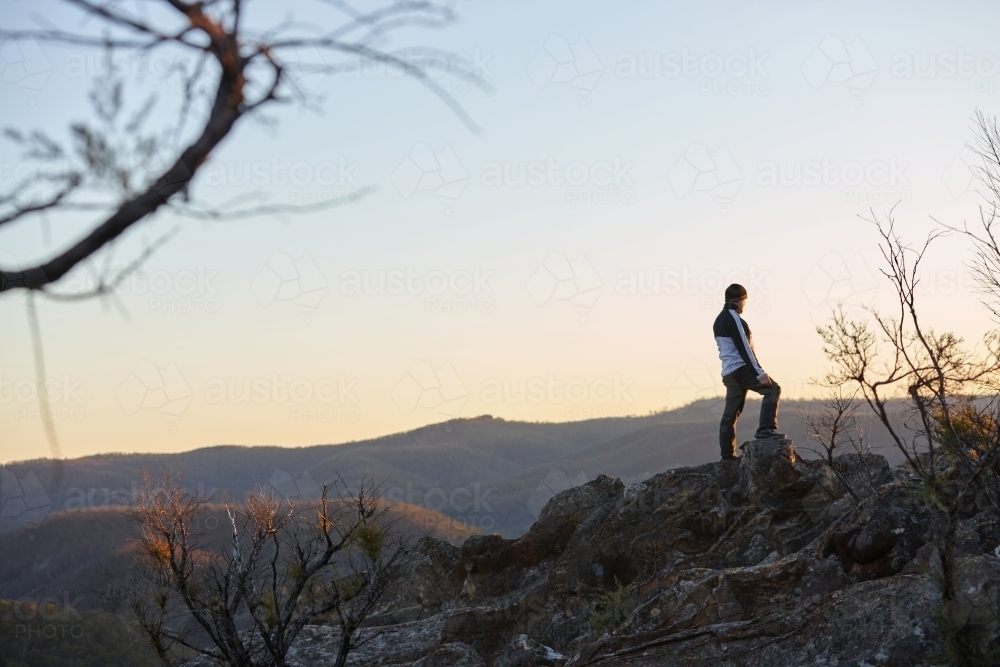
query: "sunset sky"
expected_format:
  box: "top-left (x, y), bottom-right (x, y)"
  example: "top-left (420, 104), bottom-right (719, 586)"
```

top-left (2, 0), bottom-right (998, 462)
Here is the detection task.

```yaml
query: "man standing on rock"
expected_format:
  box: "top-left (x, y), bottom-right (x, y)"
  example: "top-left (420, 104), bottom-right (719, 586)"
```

top-left (713, 283), bottom-right (784, 459)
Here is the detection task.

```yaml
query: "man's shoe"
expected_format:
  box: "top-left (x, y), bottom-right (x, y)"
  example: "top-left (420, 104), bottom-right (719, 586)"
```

top-left (754, 429), bottom-right (786, 439)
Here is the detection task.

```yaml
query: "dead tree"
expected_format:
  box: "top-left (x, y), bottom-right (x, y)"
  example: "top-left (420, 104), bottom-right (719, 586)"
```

top-left (799, 387), bottom-right (879, 502)
top-left (106, 468), bottom-right (409, 667)
top-left (0, 0), bottom-right (481, 296)
top-left (817, 213), bottom-right (1000, 604)
top-left (815, 108), bottom-right (1000, 666)
top-left (943, 109), bottom-right (1000, 322)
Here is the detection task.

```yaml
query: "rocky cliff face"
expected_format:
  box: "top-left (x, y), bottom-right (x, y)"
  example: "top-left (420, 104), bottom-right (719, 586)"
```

top-left (205, 439), bottom-right (1000, 666)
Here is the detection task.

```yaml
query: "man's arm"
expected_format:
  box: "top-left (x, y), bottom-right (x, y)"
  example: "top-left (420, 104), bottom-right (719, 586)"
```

top-left (726, 310), bottom-right (768, 381)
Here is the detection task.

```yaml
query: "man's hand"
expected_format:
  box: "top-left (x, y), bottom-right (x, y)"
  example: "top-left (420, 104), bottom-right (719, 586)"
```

top-left (757, 372), bottom-right (773, 387)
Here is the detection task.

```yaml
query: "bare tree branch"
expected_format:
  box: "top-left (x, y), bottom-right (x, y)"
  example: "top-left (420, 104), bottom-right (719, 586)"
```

top-left (817, 201), bottom-right (1000, 602)
top-left (0, 0), bottom-right (481, 294)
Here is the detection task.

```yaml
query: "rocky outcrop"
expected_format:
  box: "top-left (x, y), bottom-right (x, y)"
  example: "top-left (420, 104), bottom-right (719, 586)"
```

top-left (195, 439), bottom-right (1000, 666)
top-left (367, 535), bottom-right (466, 625)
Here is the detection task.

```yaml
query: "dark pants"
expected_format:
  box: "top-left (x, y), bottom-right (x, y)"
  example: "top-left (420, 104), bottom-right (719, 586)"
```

top-left (719, 365), bottom-right (781, 458)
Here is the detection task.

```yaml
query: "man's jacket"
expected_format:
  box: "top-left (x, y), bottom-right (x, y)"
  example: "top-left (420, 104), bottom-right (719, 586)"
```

top-left (713, 303), bottom-right (765, 378)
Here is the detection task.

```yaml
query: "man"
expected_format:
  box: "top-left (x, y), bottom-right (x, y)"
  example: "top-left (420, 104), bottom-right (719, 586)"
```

top-left (713, 283), bottom-right (784, 460)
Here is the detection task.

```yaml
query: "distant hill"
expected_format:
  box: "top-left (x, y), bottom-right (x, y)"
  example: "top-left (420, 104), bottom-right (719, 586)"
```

top-left (2, 400), bottom-right (908, 540)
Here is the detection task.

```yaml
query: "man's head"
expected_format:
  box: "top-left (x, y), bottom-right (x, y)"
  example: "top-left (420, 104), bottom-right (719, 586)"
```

top-left (725, 283), bottom-right (748, 312)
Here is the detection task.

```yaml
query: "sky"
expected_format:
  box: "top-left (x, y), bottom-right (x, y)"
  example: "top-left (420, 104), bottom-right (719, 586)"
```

top-left (1, 0), bottom-right (999, 463)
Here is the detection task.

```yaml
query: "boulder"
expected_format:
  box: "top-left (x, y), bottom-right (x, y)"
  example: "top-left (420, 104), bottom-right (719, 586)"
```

top-left (816, 482), bottom-right (934, 582)
top-left (740, 438), bottom-right (849, 513)
top-left (461, 475), bottom-right (624, 580)
top-left (368, 536), bottom-right (465, 625)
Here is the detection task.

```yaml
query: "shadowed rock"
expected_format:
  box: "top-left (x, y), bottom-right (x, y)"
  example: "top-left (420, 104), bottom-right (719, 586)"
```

top-left (494, 635), bottom-right (566, 667)
top-left (183, 439), bottom-right (1000, 667)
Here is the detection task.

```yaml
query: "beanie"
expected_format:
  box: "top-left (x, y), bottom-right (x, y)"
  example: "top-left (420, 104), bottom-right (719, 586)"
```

top-left (725, 283), bottom-right (747, 301)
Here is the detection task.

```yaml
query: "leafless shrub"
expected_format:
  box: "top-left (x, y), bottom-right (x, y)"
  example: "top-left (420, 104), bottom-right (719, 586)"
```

top-left (106, 468), bottom-right (410, 667)
top-left (800, 387), bottom-right (881, 502)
